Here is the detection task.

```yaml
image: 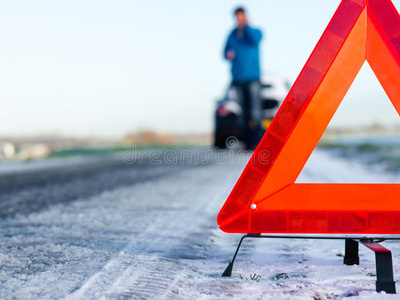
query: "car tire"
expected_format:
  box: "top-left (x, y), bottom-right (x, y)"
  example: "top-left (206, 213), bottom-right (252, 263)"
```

top-left (214, 134), bottom-right (227, 149)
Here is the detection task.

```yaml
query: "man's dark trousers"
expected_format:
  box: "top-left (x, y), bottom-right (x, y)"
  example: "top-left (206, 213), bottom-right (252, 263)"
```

top-left (233, 80), bottom-right (264, 150)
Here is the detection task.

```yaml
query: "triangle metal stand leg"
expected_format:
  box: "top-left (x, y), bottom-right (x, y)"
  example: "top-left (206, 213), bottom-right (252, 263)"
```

top-left (222, 235), bottom-right (396, 294)
top-left (344, 238), bottom-right (360, 265)
top-left (222, 234), bottom-right (257, 277)
top-left (360, 240), bottom-right (396, 294)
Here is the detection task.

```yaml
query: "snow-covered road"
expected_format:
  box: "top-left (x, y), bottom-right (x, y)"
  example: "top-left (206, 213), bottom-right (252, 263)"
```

top-left (1, 148), bottom-right (400, 299)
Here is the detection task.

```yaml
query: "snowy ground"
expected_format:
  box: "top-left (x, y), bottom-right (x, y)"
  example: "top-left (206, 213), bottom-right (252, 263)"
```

top-left (0, 148), bottom-right (400, 299)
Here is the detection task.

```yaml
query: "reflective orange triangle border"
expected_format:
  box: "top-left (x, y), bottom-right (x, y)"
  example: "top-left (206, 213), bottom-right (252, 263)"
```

top-left (218, 0), bottom-right (400, 234)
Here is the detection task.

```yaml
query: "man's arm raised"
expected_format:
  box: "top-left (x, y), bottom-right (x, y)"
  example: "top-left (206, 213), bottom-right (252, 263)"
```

top-left (244, 26), bottom-right (262, 45)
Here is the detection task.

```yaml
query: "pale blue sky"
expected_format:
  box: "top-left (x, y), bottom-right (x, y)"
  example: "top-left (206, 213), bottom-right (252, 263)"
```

top-left (0, 0), bottom-right (400, 138)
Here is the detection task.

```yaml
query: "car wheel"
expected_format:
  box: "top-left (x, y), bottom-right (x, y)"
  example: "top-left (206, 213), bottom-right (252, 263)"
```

top-left (214, 133), bottom-right (228, 149)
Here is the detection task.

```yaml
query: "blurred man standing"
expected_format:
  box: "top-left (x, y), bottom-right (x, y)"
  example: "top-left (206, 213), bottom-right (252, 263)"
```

top-left (224, 7), bottom-right (263, 150)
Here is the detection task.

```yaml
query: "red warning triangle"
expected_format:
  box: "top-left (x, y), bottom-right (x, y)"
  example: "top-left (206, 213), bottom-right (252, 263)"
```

top-left (218, 0), bottom-right (400, 234)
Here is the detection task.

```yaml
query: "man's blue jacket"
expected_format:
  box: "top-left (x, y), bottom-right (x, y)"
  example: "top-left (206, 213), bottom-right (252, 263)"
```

top-left (224, 25), bottom-right (262, 83)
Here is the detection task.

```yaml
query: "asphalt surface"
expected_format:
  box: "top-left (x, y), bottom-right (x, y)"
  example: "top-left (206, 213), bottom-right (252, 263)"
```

top-left (2, 147), bottom-right (400, 299)
top-left (0, 146), bottom-right (245, 300)
top-left (0, 147), bottom-right (215, 220)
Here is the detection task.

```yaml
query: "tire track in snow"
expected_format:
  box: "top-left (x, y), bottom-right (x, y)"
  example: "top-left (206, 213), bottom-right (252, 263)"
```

top-left (104, 257), bottom-right (182, 300)
top-left (66, 156), bottom-right (244, 299)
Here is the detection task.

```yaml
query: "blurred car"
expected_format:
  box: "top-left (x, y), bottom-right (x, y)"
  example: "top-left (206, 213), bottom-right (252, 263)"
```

top-left (214, 75), bottom-right (291, 148)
